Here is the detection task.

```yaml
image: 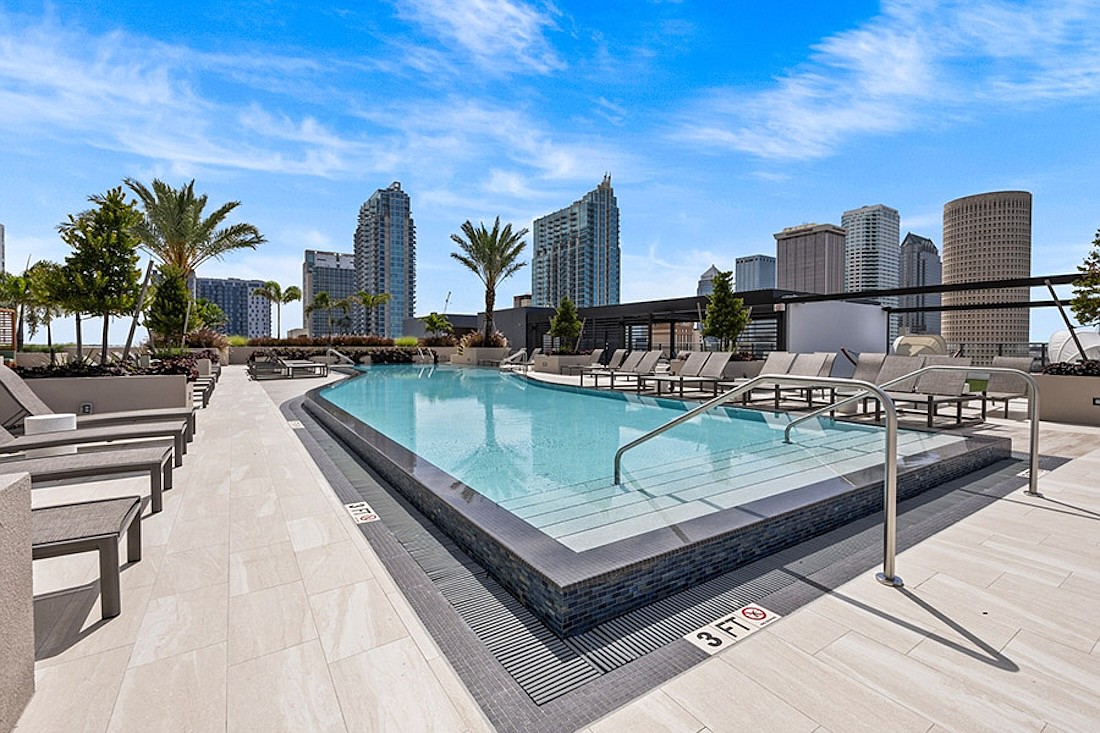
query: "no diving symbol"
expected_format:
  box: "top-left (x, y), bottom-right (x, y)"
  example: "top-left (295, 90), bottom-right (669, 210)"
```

top-left (735, 604), bottom-right (779, 628)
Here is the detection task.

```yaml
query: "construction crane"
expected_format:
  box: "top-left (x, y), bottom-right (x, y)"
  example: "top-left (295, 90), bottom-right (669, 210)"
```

top-left (443, 291), bottom-right (451, 314)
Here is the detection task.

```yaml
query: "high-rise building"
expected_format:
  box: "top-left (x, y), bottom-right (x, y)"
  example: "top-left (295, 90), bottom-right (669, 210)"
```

top-left (194, 277), bottom-right (270, 338)
top-left (354, 182), bottom-right (416, 338)
top-left (697, 265), bottom-right (721, 297)
top-left (303, 250), bottom-right (357, 338)
top-left (898, 233), bottom-right (942, 335)
top-left (941, 191), bottom-right (1032, 360)
top-left (735, 255), bottom-right (776, 292)
top-left (842, 204), bottom-right (900, 297)
top-left (774, 223), bottom-right (846, 294)
top-left (532, 175), bottom-right (620, 308)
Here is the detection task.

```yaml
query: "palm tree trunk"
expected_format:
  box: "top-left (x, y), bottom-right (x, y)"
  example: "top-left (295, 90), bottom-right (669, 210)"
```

top-left (484, 287), bottom-right (495, 341)
top-left (75, 313), bottom-right (83, 362)
top-left (275, 303), bottom-right (281, 340)
top-left (47, 321), bottom-right (55, 367)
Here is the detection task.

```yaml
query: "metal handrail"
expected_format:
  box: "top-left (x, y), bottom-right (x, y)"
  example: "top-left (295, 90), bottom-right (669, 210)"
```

top-left (613, 373), bottom-right (904, 587)
top-left (784, 366), bottom-right (1041, 496)
top-left (326, 348), bottom-right (356, 366)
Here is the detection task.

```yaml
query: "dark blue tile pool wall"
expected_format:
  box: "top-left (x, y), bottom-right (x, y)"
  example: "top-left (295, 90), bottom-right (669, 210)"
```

top-left (305, 388), bottom-right (1011, 635)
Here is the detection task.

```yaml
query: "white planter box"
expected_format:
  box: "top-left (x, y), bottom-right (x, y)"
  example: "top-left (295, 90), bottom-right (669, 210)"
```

top-left (533, 355), bottom-right (591, 374)
top-left (1035, 374), bottom-right (1100, 426)
top-left (18, 375), bottom-right (192, 416)
top-left (450, 347), bottom-right (510, 366)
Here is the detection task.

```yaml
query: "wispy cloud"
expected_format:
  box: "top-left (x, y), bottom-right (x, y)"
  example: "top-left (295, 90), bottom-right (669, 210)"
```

top-left (397, 0), bottom-right (565, 74)
top-left (676, 0), bottom-right (1100, 160)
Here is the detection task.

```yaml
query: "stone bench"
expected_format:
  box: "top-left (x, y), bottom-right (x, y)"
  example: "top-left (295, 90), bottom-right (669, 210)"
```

top-left (31, 496), bottom-right (143, 619)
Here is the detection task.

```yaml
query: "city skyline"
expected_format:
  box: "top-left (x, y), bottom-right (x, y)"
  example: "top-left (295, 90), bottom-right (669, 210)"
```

top-left (1, 1), bottom-right (1097, 343)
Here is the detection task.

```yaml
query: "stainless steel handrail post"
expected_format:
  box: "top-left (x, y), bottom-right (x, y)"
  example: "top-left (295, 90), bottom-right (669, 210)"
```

top-left (785, 365), bottom-right (1041, 496)
top-left (612, 374), bottom-right (904, 587)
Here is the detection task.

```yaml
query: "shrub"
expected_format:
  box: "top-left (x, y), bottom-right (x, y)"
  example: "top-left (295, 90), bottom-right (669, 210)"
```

top-left (1042, 359), bottom-right (1100, 377)
top-left (457, 330), bottom-right (507, 352)
top-left (185, 328), bottom-right (229, 350)
top-left (394, 336), bottom-right (420, 347)
top-left (19, 343), bottom-right (74, 353)
top-left (423, 334), bottom-right (458, 347)
top-left (226, 335), bottom-right (250, 347)
top-left (247, 334), bottom-right (394, 347)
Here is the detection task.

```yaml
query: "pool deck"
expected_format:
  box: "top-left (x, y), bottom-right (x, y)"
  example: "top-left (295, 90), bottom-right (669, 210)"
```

top-left (14, 365), bottom-right (1100, 733)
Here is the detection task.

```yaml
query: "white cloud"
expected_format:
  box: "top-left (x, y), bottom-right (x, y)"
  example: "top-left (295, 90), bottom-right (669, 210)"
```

top-left (676, 0), bottom-right (1100, 160)
top-left (398, 0), bottom-right (565, 74)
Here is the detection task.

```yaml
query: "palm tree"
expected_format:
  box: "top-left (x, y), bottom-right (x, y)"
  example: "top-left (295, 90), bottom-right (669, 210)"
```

top-left (450, 217), bottom-right (528, 342)
top-left (124, 178), bottom-right (266, 278)
top-left (252, 281), bottom-right (301, 339)
top-left (353, 290), bottom-right (391, 335)
top-left (305, 291), bottom-right (334, 341)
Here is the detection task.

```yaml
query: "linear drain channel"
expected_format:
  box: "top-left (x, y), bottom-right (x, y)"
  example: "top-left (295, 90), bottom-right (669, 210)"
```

top-left (286, 397), bottom-right (1024, 711)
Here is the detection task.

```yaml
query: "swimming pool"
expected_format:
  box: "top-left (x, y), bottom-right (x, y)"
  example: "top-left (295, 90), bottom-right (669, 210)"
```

top-left (306, 364), bottom-right (1011, 634)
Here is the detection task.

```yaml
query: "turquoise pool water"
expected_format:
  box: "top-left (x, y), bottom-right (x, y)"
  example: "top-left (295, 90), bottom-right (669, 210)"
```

top-left (318, 365), bottom-right (965, 551)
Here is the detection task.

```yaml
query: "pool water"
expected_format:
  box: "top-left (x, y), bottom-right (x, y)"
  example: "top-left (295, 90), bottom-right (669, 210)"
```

top-left (319, 365), bottom-right (968, 552)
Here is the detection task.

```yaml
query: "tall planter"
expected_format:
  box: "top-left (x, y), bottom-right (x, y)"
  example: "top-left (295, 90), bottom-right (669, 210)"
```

top-left (1034, 374), bottom-right (1100, 426)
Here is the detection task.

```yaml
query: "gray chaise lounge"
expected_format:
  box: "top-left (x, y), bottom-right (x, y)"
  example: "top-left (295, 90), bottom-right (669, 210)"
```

top-left (0, 420), bottom-right (188, 467)
top-left (32, 496), bottom-right (143, 619)
top-left (0, 442), bottom-right (174, 512)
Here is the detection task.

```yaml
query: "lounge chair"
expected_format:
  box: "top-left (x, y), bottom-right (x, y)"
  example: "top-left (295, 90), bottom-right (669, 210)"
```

top-left (594, 351), bottom-right (663, 390)
top-left (828, 352), bottom-right (886, 414)
top-left (888, 356), bottom-right (980, 427)
top-left (861, 355), bottom-right (925, 418)
top-left (582, 350), bottom-right (641, 387)
top-left (0, 363), bottom-right (197, 440)
top-left (722, 351), bottom-right (796, 404)
top-left (981, 356), bottom-right (1034, 418)
top-left (652, 352), bottom-right (734, 397)
top-left (0, 442), bottom-right (174, 513)
top-left (276, 357), bottom-right (329, 378)
top-left (0, 420), bottom-right (187, 467)
top-left (561, 349), bottom-right (604, 376)
top-left (639, 351), bottom-right (711, 396)
top-left (32, 496), bottom-right (143, 619)
top-left (772, 352), bottom-right (837, 409)
top-left (579, 349), bottom-right (626, 378)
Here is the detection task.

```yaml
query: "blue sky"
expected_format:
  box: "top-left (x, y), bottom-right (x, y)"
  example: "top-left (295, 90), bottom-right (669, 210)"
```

top-left (2, 0), bottom-right (1098, 343)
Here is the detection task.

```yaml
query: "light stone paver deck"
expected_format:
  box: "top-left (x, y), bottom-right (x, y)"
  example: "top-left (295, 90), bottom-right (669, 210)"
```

top-left (14, 364), bottom-right (1100, 733)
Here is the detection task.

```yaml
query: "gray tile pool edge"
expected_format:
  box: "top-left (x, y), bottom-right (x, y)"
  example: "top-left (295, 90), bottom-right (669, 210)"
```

top-left (279, 393), bottom-right (1042, 733)
top-left (303, 383), bottom-right (1011, 634)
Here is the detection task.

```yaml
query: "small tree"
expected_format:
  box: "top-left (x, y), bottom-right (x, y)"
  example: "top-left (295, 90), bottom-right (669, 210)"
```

top-left (305, 291), bottom-right (335, 341)
top-left (354, 291), bottom-right (392, 335)
top-left (57, 187), bottom-right (144, 364)
top-left (702, 270), bottom-right (750, 350)
top-left (252, 281), bottom-right (301, 339)
top-left (421, 312), bottom-right (453, 338)
top-left (145, 265), bottom-right (192, 350)
top-left (450, 217), bottom-right (528, 342)
top-left (549, 296), bottom-right (582, 352)
top-left (24, 261), bottom-right (67, 364)
top-left (0, 273), bottom-right (31, 350)
top-left (192, 299), bottom-right (227, 331)
top-left (1071, 228), bottom-right (1100, 327)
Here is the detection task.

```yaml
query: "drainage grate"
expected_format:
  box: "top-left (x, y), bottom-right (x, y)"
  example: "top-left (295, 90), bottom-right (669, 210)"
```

top-left (282, 395), bottom-right (1027, 727)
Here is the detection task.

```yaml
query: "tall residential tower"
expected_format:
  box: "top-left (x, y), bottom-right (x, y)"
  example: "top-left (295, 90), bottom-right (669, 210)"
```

top-left (354, 182), bottom-right (416, 338)
top-left (194, 277), bottom-right (271, 338)
top-left (842, 204), bottom-right (900, 298)
top-left (532, 175), bottom-right (620, 308)
top-left (941, 191), bottom-right (1032, 360)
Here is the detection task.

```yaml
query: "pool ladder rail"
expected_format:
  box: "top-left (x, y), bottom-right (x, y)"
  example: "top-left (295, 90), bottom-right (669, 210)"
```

top-left (613, 368), bottom-right (1041, 590)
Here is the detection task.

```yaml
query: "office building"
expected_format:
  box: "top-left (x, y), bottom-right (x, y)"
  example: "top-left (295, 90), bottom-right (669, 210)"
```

top-left (303, 250), bottom-right (357, 338)
top-left (735, 255), bottom-right (776, 292)
top-left (194, 277), bottom-right (270, 338)
top-left (697, 265), bottom-right (720, 297)
top-left (941, 191), bottom-right (1032, 360)
top-left (354, 182), bottom-right (416, 338)
top-left (898, 233), bottom-right (942, 335)
top-left (532, 175), bottom-right (620, 308)
top-left (774, 223), bottom-right (846, 294)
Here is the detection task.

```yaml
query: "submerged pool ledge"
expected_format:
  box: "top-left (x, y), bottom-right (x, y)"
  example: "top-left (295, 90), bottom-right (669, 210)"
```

top-left (304, 383), bottom-right (1011, 636)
